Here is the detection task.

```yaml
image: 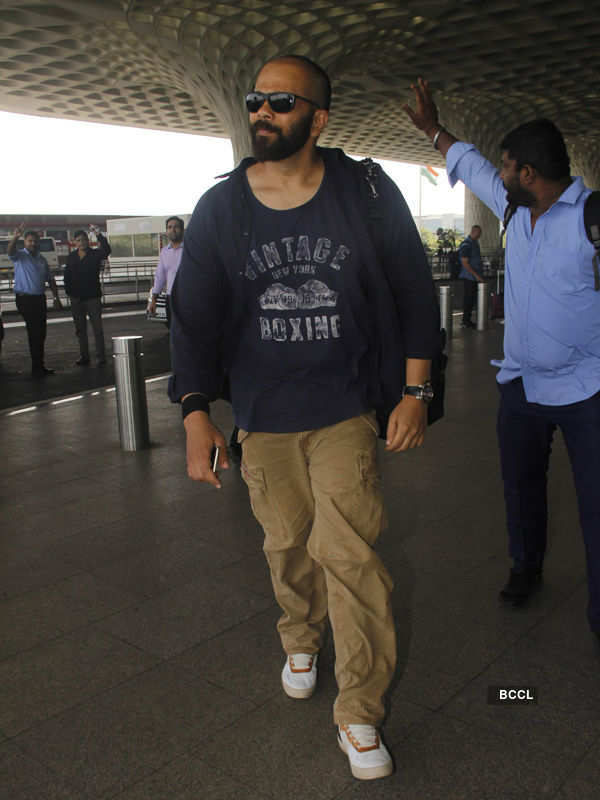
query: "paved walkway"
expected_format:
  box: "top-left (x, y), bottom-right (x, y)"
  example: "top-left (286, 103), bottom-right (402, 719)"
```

top-left (1, 321), bottom-right (599, 799)
top-left (0, 303), bottom-right (170, 411)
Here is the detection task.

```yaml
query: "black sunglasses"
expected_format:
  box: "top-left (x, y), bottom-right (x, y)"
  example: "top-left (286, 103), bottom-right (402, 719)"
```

top-left (245, 91), bottom-right (320, 114)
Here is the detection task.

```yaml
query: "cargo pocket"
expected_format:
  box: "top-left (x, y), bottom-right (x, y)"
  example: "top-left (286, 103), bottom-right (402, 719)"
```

top-left (359, 410), bottom-right (380, 437)
top-left (240, 461), bottom-right (276, 533)
top-left (355, 450), bottom-right (387, 543)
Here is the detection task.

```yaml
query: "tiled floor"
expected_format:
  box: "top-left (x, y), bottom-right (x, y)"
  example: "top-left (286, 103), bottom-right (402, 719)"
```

top-left (0, 304), bottom-right (171, 410)
top-left (1, 321), bottom-right (599, 799)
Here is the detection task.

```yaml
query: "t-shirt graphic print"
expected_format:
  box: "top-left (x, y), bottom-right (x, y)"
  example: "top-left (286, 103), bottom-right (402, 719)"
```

top-left (229, 170), bottom-right (369, 433)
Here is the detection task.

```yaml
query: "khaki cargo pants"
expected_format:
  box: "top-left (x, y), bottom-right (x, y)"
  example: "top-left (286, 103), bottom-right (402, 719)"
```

top-left (239, 412), bottom-right (396, 725)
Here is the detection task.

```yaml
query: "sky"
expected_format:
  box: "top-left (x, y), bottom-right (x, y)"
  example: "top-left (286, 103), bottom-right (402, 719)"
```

top-left (0, 110), bottom-right (463, 220)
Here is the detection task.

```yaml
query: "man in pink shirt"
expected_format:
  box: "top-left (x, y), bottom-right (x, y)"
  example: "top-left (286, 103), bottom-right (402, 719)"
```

top-left (150, 216), bottom-right (184, 328)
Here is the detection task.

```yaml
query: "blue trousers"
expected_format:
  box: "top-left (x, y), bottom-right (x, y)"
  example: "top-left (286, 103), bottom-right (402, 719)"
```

top-left (462, 279), bottom-right (477, 324)
top-left (497, 378), bottom-right (600, 631)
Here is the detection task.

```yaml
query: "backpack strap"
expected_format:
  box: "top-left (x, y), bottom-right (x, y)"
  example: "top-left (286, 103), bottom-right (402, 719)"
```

top-left (584, 191), bottom-right (600, 291)
top-left (358, 157), bottom-right (386, 261)
top-left (502, 202), bottom-right (517, 237)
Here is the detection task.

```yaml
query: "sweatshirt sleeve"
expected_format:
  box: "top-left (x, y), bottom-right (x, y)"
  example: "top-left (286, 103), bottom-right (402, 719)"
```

top-left (378, 170), bottom-right (440, 359)
top-left (168, 191), bottom-right (230, 402)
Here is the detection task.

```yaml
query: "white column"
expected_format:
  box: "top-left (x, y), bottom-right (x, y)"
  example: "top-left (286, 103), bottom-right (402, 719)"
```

top-left (464, 188), bottom-right (501, 254)
top-left (569, 138), bottom-right (600, 190)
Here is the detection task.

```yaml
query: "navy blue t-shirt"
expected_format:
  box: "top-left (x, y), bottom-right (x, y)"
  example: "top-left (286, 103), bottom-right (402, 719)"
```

top-left (228, 168), bottom-right (371, 433)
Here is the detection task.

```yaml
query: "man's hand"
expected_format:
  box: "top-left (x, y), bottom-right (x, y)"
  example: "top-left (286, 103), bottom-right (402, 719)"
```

top-left (184, 410), bottom-right (229, 489)
top-left (11, 222), bottom-right (25, 239)
top-left (385, 395), bottom-right (427, 452)
top-left (462, 258), bottom-right (486, 283)
top-left (402, 78), bottom-right (439, 136)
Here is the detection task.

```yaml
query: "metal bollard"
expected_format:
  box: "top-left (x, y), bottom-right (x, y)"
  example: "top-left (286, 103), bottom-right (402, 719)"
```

top-left (477, 282), bottom-right (489, 331)
top-left (438, 284), bottom-right (453, 339)
top-left (112, 335), bottom-right (150, 450)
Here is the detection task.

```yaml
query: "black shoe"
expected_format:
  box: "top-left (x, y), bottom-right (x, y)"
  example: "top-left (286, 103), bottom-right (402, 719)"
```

top-left (461, 320), bottom-right (476, 329)
top-left (76, 357), bottom-right (90, 366)
top-left (32, 366), bottom-right (55, 377)
top-left (499, 568), bottom-right (542, 602)
top-left (96, 358), bottom-right (107, 366)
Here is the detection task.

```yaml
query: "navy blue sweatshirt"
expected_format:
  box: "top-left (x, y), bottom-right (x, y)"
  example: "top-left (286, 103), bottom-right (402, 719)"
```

top-left (169, 147), bottom-right (439, 431)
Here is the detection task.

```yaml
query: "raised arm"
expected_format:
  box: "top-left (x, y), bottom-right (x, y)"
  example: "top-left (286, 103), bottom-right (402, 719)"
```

top-left (404, 78), bottom-right (507, 220)
top-left (7, 223), bottom-right (24, 257)
top-left (402, 78), bottom-right (457, 157)
top-left (94, 229), bottom-right (111, 259)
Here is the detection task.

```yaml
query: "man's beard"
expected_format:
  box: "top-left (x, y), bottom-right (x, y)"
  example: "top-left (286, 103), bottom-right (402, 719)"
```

top-left (251, 110), bottom-right (314, 162)
top-left (504, 178), bottom-right (535, 208)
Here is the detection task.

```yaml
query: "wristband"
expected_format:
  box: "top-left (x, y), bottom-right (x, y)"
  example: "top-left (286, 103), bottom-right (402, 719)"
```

top-left (432, 127), bottom-right (444, 150)
top-left (181, 393), bottom-right (209, 419)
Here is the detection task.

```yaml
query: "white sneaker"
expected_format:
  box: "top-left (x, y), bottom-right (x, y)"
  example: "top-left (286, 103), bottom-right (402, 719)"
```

top-left (281, 653), bottom-right (318, 699)
top-left (338, 724), bottom-right (393, 780)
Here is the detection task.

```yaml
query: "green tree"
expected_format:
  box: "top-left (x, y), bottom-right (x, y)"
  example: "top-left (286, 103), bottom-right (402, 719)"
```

top-left (419, 228), bottom-right (437, 253)
top-left (436, 227), bottom-right (462, 253)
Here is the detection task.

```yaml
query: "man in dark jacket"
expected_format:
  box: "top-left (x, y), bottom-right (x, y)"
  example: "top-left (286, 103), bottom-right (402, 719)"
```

top-left (170, 55), bottom-right (439, 780)
top-left (63, 226), bottom-right (111, 366)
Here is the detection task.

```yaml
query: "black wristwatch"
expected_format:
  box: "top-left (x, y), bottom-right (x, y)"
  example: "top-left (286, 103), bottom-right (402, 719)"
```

top-left (403, 380), bottom-right (434, 403)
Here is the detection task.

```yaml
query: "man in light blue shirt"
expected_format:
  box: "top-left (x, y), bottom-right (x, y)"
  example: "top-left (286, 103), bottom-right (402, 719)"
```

top-left (458, 224), bottom-right (484, 328)
top-left (405, 79), bottom-right (600, 643)
top-left (8, 223), bottom-right (62, 376)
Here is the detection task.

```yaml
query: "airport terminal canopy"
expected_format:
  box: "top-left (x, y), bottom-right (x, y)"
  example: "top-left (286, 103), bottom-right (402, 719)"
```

top-left (0, 0), bottom-right (599, 185)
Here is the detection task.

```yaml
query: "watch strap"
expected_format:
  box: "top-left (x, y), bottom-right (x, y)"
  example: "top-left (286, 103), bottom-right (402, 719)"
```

top-left (403, 381), bottom-right (434, 402)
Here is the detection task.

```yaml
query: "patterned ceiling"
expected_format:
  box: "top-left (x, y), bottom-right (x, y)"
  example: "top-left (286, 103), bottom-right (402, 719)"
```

top-left (0, 0), bottom-right (599, 172)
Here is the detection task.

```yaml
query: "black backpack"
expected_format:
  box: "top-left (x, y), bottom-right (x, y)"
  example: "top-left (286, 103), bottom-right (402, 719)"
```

top-left (584, 191), bottom-right (600, 290)
top-left (448, 250), bottom-right (462, 280)
top-left (358, 158), bottom-right (447, 426)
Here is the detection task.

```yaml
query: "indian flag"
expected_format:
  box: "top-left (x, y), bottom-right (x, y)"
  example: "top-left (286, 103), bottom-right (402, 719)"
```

top-left (420, 164), bottom-right (439, 186)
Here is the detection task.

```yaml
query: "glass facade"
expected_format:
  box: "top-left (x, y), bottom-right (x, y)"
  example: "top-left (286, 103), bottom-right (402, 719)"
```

top-left (133, 233), bottom-right (159, 257)
top-left (108, 235), bottom-right (134, 258)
